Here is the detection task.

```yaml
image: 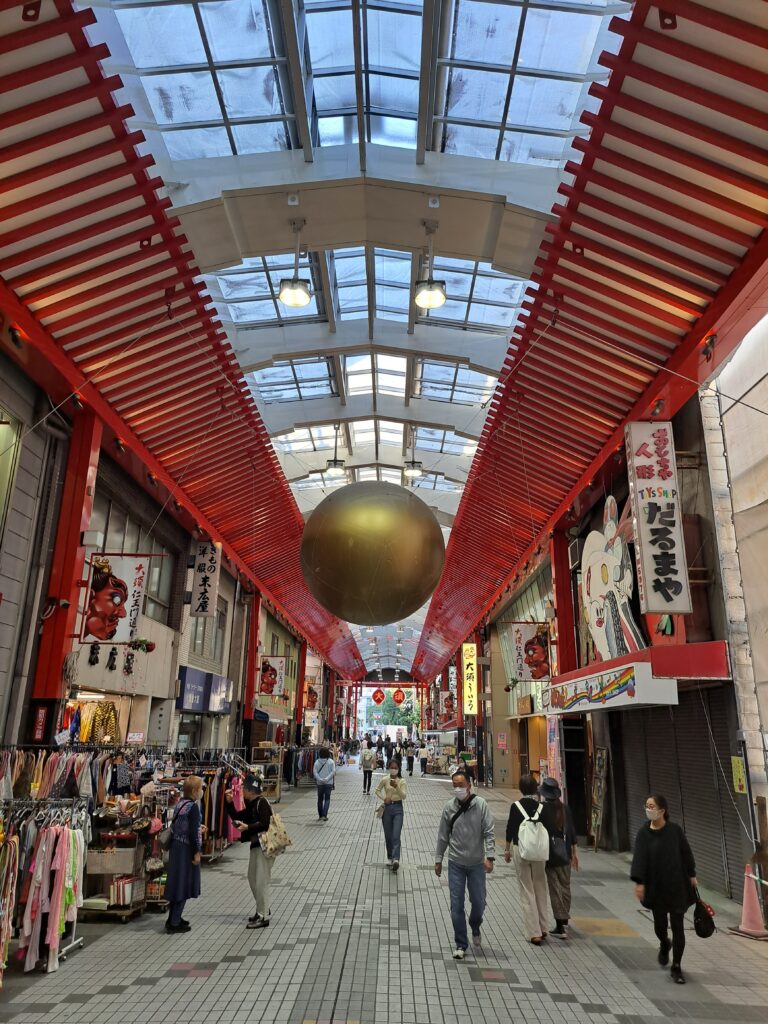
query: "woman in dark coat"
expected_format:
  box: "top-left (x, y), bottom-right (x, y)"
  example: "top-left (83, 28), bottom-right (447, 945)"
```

top-left (164, 775), bottom-right (204, 934)
top-left (631, 793), bottom-right (698, 984)
top-left (539, 777), bottom-right (579, 939)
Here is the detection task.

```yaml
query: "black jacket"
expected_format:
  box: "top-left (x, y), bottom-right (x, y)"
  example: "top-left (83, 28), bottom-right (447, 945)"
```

top-left (225, 795), bottom-right (272, 849)
top-left (631, 820), bottom-right (696, 912)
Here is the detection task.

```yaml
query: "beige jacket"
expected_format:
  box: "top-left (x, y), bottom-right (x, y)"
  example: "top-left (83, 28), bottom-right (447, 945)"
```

top-left (375, 776), bottom-right (407, 804)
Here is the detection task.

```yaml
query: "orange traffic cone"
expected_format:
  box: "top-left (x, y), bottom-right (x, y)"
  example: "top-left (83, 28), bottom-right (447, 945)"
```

top-left (730, 865), bottom-right (768, 940)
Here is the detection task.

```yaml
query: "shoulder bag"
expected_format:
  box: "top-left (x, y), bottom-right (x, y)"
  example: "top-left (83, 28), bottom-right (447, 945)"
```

top-left (258, 799), bottom-right (292, 859)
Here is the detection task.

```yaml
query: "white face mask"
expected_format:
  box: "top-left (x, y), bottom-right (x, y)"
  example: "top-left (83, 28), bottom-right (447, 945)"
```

top-left (645, 807), bottom-right (664, 822)
top-left (389, 769), bottom-right (399, 778)
top-left (454, 787), bottom-right (471, 802)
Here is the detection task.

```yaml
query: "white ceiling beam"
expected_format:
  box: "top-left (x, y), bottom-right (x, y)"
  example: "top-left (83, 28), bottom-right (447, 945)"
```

top-left (277, 0), bottom-right (314, 163)
top-left (280, 445), bottom-right (471, 482)
top-left (232, 317), bottom-right (509, 377)
top-left (260, 393), bottom-right (488, 438)
top-left (295, 487), bottom-right (462, 520)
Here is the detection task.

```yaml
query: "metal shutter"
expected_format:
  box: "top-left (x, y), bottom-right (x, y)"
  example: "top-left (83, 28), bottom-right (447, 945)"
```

top-left (621, 709), bottom-right (650, 846)
top-left (645, 705), bottom-right (685, 825)
top-left (673, 690), bottom-right (730, 895)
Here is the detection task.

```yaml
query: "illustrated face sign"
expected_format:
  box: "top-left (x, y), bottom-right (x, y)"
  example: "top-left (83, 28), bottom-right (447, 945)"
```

top-left (259, 657), bottom-right (286, 696)
top-left (81, 554), bottom-right (150, 643)
top-left (580, 496), bottom-right (646, 662)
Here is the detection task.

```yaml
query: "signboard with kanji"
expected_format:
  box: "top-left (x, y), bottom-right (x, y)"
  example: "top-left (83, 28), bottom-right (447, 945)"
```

top-left (80, 553), bottom-right (152, 643)
top-left (625, 421), bottom-right (692, 614)
top-left (191, 540), bottom-right (222, 617)
top-left (462, 642), bottom-right (478, 716)
top-left (392, 688), bottom-right (405, 706)
top-left (259, 656), bottom-right (286, 696)
top-left (372, 687), bottom-right (386, 705)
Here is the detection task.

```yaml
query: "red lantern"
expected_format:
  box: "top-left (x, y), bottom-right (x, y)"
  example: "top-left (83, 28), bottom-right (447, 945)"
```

top-left (372, 688), bottom-right (386, 706)
top-left (392, 688), bottom-right (406, 706)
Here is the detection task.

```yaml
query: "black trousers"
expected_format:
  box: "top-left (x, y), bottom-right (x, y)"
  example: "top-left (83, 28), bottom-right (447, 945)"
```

top-left (363, 770), bottom-right (372, 792)
top-left (652, 908), bottom-right (685, 965)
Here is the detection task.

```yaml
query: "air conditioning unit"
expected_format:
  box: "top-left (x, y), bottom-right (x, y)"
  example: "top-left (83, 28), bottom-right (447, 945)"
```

top-left (568, 537), bottom-right (584, 572)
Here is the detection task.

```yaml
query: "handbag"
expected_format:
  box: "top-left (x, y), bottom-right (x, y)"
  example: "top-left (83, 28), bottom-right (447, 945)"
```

top-left (259, 806), bottom-right (292, 859)
top-left (693, 889), bottom-right (716, 938)
top-left (548, 832), bottom-right (570, 868)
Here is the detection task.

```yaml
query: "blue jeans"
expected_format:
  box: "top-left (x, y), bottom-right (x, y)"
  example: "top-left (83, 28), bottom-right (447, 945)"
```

top-left (382, 803), bottom-right (403, 860)
top-left (448, 861), bottom-right (486, 950)
top-left (168, 899), bottom-right (186, 927)
top-left (317, 784), bottom-right (332, 818)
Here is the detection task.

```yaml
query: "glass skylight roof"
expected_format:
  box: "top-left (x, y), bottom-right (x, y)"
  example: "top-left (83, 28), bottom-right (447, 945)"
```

top-left (414, 358), bottom-right (496, 406)
top-left (414, 427), bottom-right (477, 457)
top-left (351, 419), bottom-right (404, 448)
top-left (204, 253), bottom-right (324, 327)
top-left (412, 472), bottom-right (465, 493)
top-left (419, 260), bottom-right (530, 330)
top-left (274, 425), bottom-right (342, 454)
top-left (345, 353), bottom-right (407, 397)
top-left (333, 248), bottom-right (411, 322)
top-left (248, 357), bottom-right (337, 404)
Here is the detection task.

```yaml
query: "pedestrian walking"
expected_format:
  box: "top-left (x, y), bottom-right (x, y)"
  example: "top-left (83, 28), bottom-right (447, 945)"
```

top-left (375, 758), bottom-right (407, 871)
top-left (418, 742), bottom-right (429, 776)
top-left (384, 737), bottom-right (393, 766)
top-left (224, 774), bottom-right (273, 928)
top-left (405, 741), bottom-right (415, 777)
top-left (504, 774), bottom-right (551, 945)
top-left (631, 793), bottom-right (698, 985)
top-left (539, 777), bottom-right (579, 939)
top-left (435, 768), bottom-right (496, 960)
top-left (360, 741), bottom-right (377, 795)
top-left (313, 747), bottom-right (336, 821)
top-left (164, 775), bottom-right (204, 933)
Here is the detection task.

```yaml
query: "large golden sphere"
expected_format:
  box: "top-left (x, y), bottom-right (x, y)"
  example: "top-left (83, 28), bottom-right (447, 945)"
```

top-left (300, 481), bottom-right (445, 625)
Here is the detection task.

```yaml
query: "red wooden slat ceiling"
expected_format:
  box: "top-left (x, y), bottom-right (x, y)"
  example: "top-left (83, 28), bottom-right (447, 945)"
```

top-left (413, 0), bottom-right (768, 680)
top-left (0, 0), bottom-right (366, 678)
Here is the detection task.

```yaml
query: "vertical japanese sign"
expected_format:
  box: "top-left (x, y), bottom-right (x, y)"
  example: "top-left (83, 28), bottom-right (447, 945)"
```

top-left (462, 642), bottom-right (477, 716)
top-left (259, 656), bottom-right (286, 696)
top-left (508, 622), bottom-right (551, 681)
top-left (81, 554), bottom-right (150, 643)
top-left (191, 540), bottom-right (221, 617)
top-left (625, 422), bottom-right (692, 614)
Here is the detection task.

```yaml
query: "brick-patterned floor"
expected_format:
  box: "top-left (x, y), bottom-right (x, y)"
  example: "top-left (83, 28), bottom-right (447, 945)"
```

top-left (1, 767), bottom-right (767, 1023)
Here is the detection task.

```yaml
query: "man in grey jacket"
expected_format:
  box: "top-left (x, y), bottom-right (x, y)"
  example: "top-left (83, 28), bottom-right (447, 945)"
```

top-left (435, 769), bottom-right (496, 959)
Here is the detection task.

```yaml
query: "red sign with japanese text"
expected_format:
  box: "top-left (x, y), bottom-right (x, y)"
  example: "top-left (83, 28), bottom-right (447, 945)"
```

top-left (371, 688), bottom-right (386, 705)
top-left (392, 688), bottom-right (405, 706)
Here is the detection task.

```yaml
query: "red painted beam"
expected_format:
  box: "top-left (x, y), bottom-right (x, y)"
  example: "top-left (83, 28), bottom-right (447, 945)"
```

top-left (647, 0), bottom-right (768, 49)
top-left (73, 312), bottom-right (217, 369)
top-left (0, 75), bottom-right (124, 133)
top-left (51, 279), bottom-right (208, 335)
top-left (0, 7), bottom-right (96, 54)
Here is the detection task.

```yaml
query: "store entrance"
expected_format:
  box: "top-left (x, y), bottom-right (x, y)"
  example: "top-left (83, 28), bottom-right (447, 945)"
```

top-left (562, 715), bottom-right (588, 835)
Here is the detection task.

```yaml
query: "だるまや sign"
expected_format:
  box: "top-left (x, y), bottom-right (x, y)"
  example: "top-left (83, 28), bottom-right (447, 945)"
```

top-left (625, 421), bottom-right (692, 615)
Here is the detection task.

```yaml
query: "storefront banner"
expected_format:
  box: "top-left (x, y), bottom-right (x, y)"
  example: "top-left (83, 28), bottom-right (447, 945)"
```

top-left (462, 643), bottom-right (477, 716)
top-left (81, 553), bottom-right (152, 643)
top-left (448, 665), bottom-right (457, 697)
top-left (191, 540), bottom-right (222, 616)
top-left (177, 668), bottom-right (208, 712)
top-left (546, 716), bottom-right (562, 781)
top-left (259, 656), bottom-right (286, 696)
top-left (625, 421), bottom-right (692, 614)
top-left (541, 661), bottom-right (677, 715)
top-left (438, 691), bottom-right (455, 718)
top-left (504, 621), bottom-right (551, 681)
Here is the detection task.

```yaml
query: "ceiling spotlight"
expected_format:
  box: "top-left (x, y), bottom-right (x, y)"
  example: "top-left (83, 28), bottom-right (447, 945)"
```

top-left (114, 437), bottom-right (126, 455)
top-left (278, 218), bottom-right (312, 308)
top-left (71, 393), bottom-right (84, 411)
top-left (147, 473), bottom-right (158, 488)
top-left (325, 423), bottom-right (346, 479)
top-left (414, 222), bottom-right (446, 311)
top-left (404, 459), bottom-right (423, 479)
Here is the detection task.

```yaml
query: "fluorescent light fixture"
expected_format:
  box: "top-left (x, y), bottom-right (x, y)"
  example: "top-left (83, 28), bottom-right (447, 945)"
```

top-left (403, 459), bottom-right (423, 479)
top-left (71, 691), bottom-right (106, 701)
top-left (414, 279), bottom-right (446, 310)
top-left (278, 277), bottom-right (312, 307)
top-left (325, 458), bottom-right (346, 478)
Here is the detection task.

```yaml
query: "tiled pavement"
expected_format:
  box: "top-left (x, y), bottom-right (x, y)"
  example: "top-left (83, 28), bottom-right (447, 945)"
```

top-left (2, 768), bottom-right (767, 1024)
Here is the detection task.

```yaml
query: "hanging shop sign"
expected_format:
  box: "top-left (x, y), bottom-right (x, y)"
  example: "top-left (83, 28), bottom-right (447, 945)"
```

top-left (504, 621), bottom-right (551, 681)
top-left (581, 496), bottom-right (647, 662)
top-left (191, 540), bottom-right (222, 616)
top-left (731, 756), bottom-right (747, 795)
top-left (462, 643), bottom-right (478, 716)
top-left (176, 667), bottom-right (208, 712)
top-left (439, 690), bottom-right (455, 718)
top-left (305, 682), bottom-right (319, 710)
top-left (625, 421), bottom-right (692, 615)
top-left (541, 660), bottom-right (677, 716)
top-left (127, 731), bottom-right (145, 745)
top-left (517, 695), bottom-right (533, 717)
top-left (591, 747), bottom-right (609, 848)
top-left (546, 717), bottom-right (562, 781)
top-left (392, 688), bottom-right (406, 706)
top-left (497, 732), bottom-right (507, 752)
top-left (81, 553), bottom-right (153, 644)
top-left (448, 665), bottom-right (457, 698)
top-left (32, 706), bottom-right (48, 742)
top-left (372, 687), bottom-right (386, 705)
top-left (259, 656), bottom-right (286, 696)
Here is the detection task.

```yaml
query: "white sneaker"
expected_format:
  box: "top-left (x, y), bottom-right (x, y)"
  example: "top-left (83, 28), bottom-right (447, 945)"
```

top-left (452, 948), bottom-right (466, 960)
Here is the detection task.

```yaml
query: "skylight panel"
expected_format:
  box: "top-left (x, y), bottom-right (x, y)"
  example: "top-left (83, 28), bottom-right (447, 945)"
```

top-left (443, 69), bottom-right (508, 122)
top-left (115, 6), bottom-right (205, 68)
top-left (370, 116), bottom-right (417, 149)
top-left (368, 76), bottom-right (419, 114)
top-left (233, 121), bottom-right (291, 154)
top-left (345, 354), bottom-right (373, 395)
top-left (219, 66), bottom-right (284, 119)
top-left (318, 115), bottom-right (359, 147)
top-left (164, 127), bottom-right (231, 161)
top-left (451, 0), bottom-right (522, 65)
top-left (501, 132), bottom-right (567, 165)
top-left (353, 420), bottom-right (376, 446)
top-left (199, 1), bottom-right (276, 61)
top-left (144, 71), bottom-right (221, 125)
top-left (379, 421), bottom-right (404, 447)
top-left (467, 302), bottom-right (518, 327)
top-left (366, 9), bottom-right (421, 72)
top-left (357, 467), bottom-right (378, 482)
top-left (314, 76), bottom-right (358, 110)
top-left (380, 468), bottom-right (403, 484)
top-left (442, 123), bottom-right (499, 160)
top-left (274, 428), bottom-right (313, 453)
top-left (216, 272), bottom-right (270, 299)
top-left (519, 9), bottom-right (601, 75)
top-left (471, 269), bottom-right (526, 306)
top-left (227, 299), bottom-right (277, 323)
top-left (507, 77), bottom-right (584, 132)
top-left (305, 8), bottom-right (354, 69)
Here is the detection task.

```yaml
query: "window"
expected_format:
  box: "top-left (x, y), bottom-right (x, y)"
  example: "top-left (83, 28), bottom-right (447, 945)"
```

top-left (213, 599), bottom-right (228, 665)
top-left (248, 357), bottom-right (338, 403)
top-left (189, 597), bottom-right (228, 668)
top-left (271, 633), bottom-right (279, 656)
top-left (191, 616), bottom-right (205, 657)
top-left (90, 492), bottom-right (177, 626)
top-left (0, 406), bottom-right (21, 545)
top-left (414, 358), bottom-right (497, 405)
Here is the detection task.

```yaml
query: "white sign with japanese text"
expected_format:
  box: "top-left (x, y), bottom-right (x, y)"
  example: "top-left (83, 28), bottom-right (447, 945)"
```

top-left (625, 421), bottom-right (692, 614)
top-left (462, 642), bottom-right (478, 716)
top-left (191, 541), bottom-right (221, 617)
top-left (81, 553), bottom-right (151, 644)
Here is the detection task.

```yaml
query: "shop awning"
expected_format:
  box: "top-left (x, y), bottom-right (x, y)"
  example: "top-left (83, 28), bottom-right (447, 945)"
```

top-left (542, 641), bottom-right (731, 717)
top-left (252, 706), bottom-right (290, 725)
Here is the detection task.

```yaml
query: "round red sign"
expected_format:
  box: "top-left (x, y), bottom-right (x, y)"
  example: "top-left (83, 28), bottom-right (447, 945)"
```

top-left (392, 688), bottom-right (406, 706)
top-left (371, 688), bottom-right (386, 705)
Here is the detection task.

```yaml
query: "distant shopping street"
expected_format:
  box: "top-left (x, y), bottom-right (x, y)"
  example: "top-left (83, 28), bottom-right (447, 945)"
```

top-left (2, 768), bottom-right (767, 1024)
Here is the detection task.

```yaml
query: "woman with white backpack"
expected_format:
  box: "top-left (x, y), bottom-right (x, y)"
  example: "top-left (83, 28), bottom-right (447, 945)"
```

top-left (504, 774), bottom-right (551, 945)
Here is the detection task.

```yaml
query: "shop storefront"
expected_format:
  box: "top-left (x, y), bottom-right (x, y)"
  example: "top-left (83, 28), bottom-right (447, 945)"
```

top-left (175, 666), bottom-right (233, 751)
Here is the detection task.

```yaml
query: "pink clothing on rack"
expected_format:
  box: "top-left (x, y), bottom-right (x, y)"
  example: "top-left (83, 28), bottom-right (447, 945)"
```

top-left (227, 776), bottom-right (245, 842)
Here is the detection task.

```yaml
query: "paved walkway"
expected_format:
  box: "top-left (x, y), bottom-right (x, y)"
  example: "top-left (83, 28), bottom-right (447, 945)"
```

top-left (2, 767), bottom-right (767, 1024)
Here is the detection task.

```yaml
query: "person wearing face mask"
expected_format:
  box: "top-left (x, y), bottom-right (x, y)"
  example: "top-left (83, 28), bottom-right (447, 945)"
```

top-left (435, 769), bottom-right (496, 960)
top-left (631, 794), bottom-right (698, 985)
top-left (375, 758), bottom-right (407, 871)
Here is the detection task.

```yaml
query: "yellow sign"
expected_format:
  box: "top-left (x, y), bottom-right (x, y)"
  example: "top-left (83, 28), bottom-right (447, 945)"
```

top-left (462, 643), bottom-right (478, 717)
top-left (731, 756), bottom-right (747, 794)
